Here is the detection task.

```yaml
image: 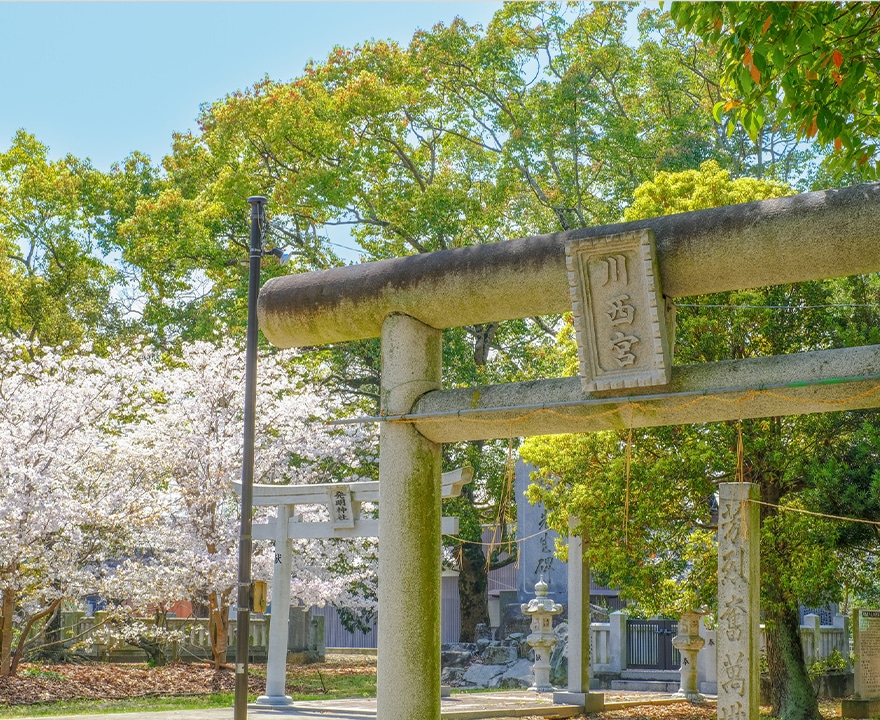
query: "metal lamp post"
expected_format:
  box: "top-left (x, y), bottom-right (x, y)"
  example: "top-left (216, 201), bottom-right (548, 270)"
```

top-left (234, 195), bottom-right (267, 720)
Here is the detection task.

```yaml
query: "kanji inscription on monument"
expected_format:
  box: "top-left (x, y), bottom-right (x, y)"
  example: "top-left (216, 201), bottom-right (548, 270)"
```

top-left (717, 483), bottom-right (760, 720)
top-left (565, 229), bottom-right (674, 392)
top-left (855, 609), bottom-right (880, 699)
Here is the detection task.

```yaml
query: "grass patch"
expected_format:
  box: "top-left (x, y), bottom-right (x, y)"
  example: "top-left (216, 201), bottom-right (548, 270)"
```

top-left (0, 693), bottom-right (241, 717)
top-left (287, 671), bottom-right (375, 700)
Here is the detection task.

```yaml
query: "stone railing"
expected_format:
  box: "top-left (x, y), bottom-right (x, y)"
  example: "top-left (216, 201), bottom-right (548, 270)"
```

top-left (59, 611), bottom-right (272, 663)
top-left (585, 610), bottom-right (850, 692)
top-left (799, 613), bottom-right (850, 666)
top-left (591, 611), bottom-right (627, 673)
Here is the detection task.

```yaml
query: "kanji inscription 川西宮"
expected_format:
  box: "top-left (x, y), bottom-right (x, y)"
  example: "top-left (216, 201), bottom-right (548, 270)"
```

top-left (565, 229), bottom-right (674, 392)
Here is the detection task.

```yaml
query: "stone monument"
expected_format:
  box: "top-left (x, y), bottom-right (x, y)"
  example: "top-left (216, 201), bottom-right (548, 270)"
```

top-left (717, 483), bottom-right (760, 720)
top-left (843, 608), bottom-right (880, 718)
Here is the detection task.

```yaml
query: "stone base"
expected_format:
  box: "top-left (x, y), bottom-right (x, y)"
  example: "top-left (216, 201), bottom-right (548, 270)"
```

top-left (672, 691), bottom-right (705, 704)
top-left (553, 691), bottom-right (605, 712)
top-left (255, 694), bottom-right (294, 706)
top-left (441, 685), bottom-right (451, 698)
top-left (842, 698), bottom-right (880, 718)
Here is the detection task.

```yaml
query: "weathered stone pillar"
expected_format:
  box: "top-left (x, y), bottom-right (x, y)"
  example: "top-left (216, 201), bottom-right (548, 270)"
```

top-left (843, 608), bottom-right (880, 718)
top-left (717, 482), bottom-right (760, 720)
top-left (378, 313), bottom-right (442, 720)
top-left (258, 503), bottom-right (293, 705)
top-left (554, 518), bottom-right (604, 710)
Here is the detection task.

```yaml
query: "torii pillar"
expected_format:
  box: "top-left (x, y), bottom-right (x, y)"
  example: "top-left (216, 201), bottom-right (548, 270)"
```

top-left (377, 313), bottom-right (442, 719)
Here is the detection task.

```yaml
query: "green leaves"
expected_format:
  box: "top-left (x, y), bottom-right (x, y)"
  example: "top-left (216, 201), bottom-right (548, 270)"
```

top-left (672, 1), bottom-right (880, 180)
top-left (0, 131), bottom-right (121, 347)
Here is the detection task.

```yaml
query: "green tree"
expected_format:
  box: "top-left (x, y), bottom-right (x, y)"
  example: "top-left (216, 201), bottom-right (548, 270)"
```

top-left (522, 161), bottom-right (879, 720)
top-left (0, 131), bottom-right (120, 346)
top-left (671, 1), bottom-right (880, 180)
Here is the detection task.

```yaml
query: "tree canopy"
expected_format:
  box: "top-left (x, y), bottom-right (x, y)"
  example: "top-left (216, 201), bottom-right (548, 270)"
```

top-left (672, 1), bottom-right (880, 180)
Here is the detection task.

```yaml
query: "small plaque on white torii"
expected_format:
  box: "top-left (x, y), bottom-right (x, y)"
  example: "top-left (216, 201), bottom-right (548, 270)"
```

top-left (328, 484), bottom-right (355, 529)
top-left (565, 228), bottom-right (674, 392)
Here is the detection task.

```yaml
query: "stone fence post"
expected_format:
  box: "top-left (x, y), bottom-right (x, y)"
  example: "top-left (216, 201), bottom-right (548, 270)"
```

top-left (802, 614), bottom-right (821, 662)
top-left (62, 611), bottom-right (84, 647)
top-left (609, 611), bottom-right (627, 672)
top-left (697, 619), bottom-right (717, 695)
top-left (310, 615), bottom-right (326, 658)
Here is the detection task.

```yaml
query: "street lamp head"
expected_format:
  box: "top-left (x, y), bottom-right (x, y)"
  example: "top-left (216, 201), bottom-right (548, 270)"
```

top-left (266, 247), bottom-right (292, 266)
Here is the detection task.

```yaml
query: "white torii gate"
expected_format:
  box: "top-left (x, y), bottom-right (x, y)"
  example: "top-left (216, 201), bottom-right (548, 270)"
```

top-left (257, 184), bottom-right (880, 720)
top-left (234, 467), bottom-right (473, 706)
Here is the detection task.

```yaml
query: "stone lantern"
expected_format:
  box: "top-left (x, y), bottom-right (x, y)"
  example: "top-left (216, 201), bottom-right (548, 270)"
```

top-left (672, 609), bottom-right (706, 702)
top-left (521, 576), bottom-right (564, 692)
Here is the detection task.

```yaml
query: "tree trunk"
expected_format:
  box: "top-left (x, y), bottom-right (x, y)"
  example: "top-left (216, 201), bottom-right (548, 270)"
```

top-left (9, 598), bottom-right (62, 675)
top-left (458, 541), bottom-right (489, 642)
top-left (0, 587), bottom-right (14, 677)
top-left (208, 592), bottom-right (230, 669)
top-left (765, 602), bottom-right (821, 720)
top-left (759, 472), bottom-right (821, 720)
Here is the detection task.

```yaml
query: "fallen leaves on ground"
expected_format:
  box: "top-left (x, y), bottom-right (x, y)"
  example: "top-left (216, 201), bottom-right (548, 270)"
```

top-left (587, 704), bottom-right (717, 720)
top-left (0, 655), bottom-right (376, 707)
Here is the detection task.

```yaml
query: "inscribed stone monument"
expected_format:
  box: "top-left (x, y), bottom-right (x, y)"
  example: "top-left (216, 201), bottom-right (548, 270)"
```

top-left (843, 609), bottom-right (880, 718)
top-left (717, 483), bottom-right (760, 720)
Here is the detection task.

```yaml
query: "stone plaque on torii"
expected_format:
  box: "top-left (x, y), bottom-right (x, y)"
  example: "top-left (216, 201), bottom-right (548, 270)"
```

top-left (256, 183), bottom-right (880, 720)
top-left (234, 467), bottom-right (473, 705)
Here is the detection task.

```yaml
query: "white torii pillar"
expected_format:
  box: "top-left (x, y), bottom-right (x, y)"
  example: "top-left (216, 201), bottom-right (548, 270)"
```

top-left (244, 466), bottom-right (470, 708)
top-left (259, 503), bottom-right (292, 705)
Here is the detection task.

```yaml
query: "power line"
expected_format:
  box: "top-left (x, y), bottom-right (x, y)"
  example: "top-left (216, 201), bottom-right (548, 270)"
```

top-left (677, 303), bottom-right (880, 310)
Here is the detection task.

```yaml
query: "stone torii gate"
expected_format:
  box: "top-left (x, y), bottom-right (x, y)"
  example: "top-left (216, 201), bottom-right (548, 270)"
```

top-left (257, 184), bottom-right (880, 720)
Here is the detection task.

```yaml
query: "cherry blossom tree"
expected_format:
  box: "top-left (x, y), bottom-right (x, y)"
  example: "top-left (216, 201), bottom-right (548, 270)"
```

top-left (0, 336), bottom-right (377, 673)
top-left (0, 338), bottom-right (156, 677)
top-left (121, 339), bottom-right (377, 668)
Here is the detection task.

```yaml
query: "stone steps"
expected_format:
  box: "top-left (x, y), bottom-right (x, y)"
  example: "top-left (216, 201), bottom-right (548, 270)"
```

top-left (612, 671), bottom-right (680, 693)
top-left (611, 680), bottom-right (681, 693)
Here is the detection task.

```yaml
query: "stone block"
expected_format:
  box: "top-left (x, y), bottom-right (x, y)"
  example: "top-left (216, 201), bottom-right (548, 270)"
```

top-left (441, 666), bottom-right (464, 685)
top-left (442, 648), bottom-right (476, 668)
top-left (813, 672), bottom-right (853, 698)
top-left (842, 698), bottom-right (880, 718)
top-left (500, 658), bottom-right (534, 689)
top-left (481, 644), bottom-right (517, 665)
top-left (553, 691), bottom-right (605, 712)
top-left (463, 663), bottom-right (506, 688)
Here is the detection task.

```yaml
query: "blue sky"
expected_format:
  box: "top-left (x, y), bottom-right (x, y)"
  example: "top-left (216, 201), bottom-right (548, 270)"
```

top-left (0, 2), bottom-right (503, 171)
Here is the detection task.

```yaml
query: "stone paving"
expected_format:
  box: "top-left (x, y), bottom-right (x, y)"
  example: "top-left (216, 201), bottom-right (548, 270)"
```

top-left (3, 690), bottom-right (716, 720)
